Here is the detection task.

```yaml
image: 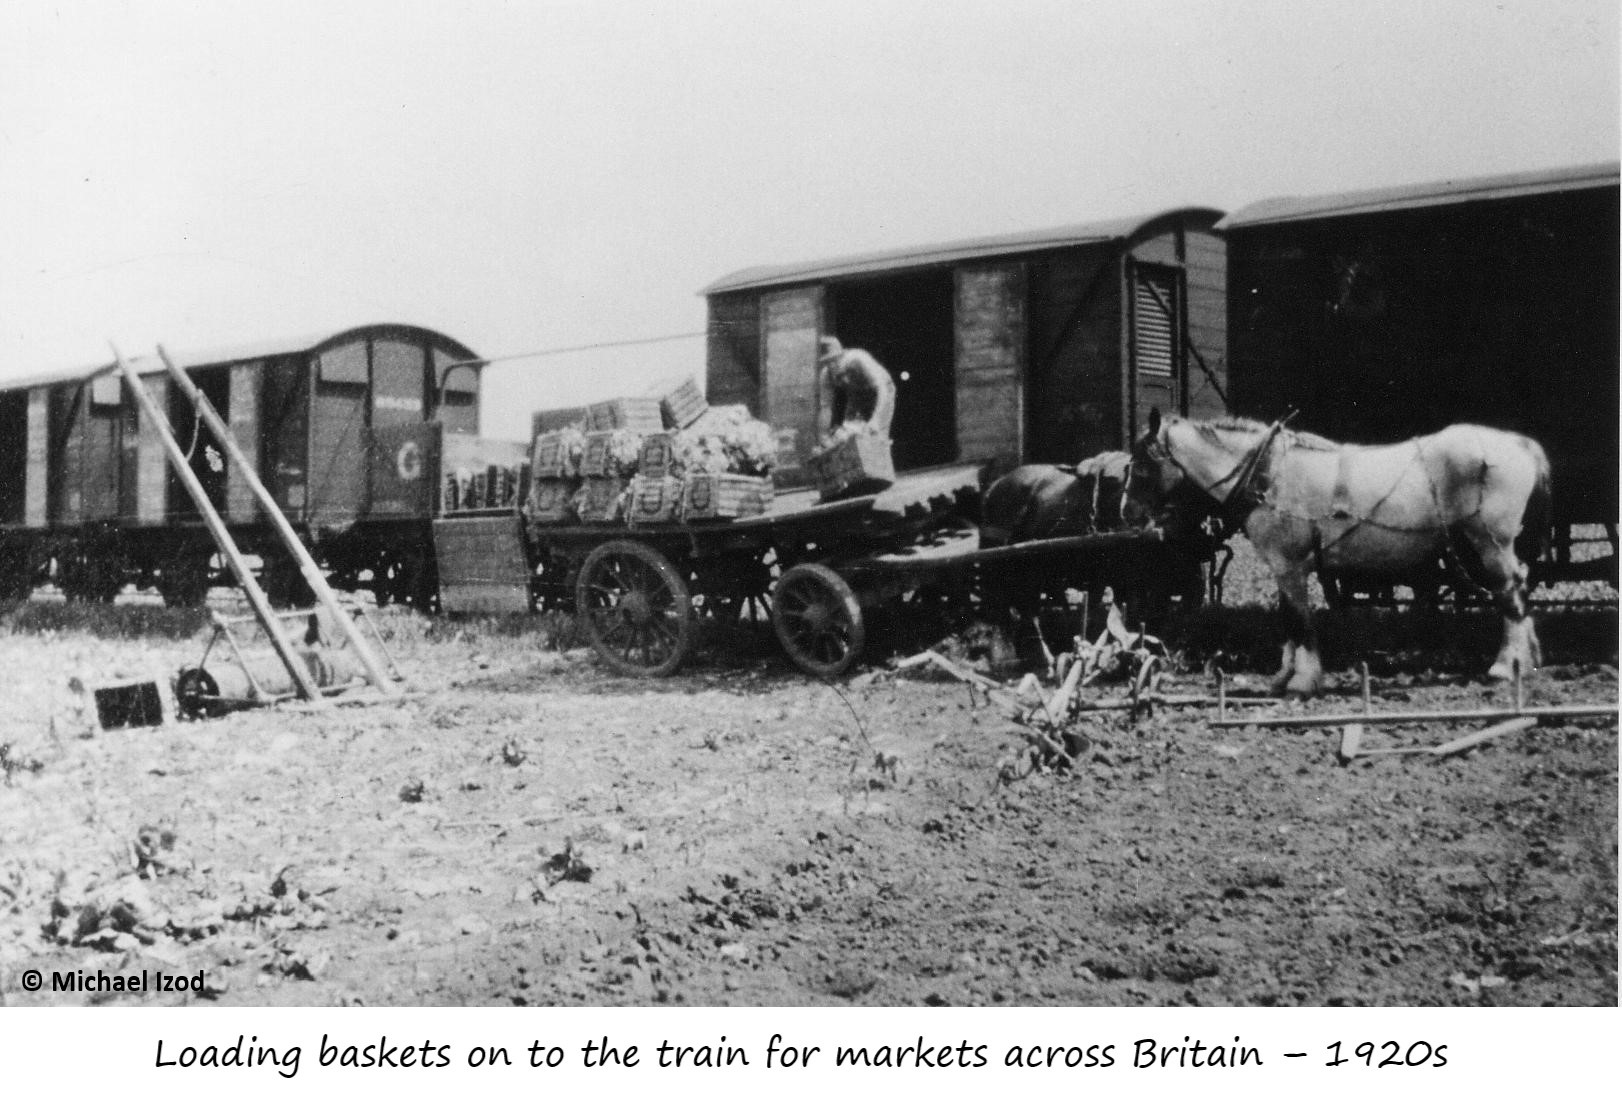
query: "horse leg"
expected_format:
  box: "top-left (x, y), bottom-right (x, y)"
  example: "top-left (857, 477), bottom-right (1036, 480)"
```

top-left (1271, 567), bottom-right (1323, 698)
top-left (1469, 530), bottom-right (1541, 680)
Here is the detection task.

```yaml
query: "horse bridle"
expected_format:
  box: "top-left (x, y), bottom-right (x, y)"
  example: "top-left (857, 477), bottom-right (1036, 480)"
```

top-left (1138, 418), bottom-right (1288, 521)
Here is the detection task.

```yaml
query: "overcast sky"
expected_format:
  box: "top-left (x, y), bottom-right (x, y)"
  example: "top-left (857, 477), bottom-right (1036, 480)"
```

top-left (2, 0), bottom-right (1616, 441)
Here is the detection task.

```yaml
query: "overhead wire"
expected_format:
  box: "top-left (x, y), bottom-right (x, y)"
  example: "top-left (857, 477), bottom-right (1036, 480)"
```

top-left (444, 329), bottom-right (707, 371)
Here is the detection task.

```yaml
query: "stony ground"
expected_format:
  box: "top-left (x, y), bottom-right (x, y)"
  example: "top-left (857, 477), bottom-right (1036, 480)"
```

top-left (0, 589), bottom-right (1615, 1008)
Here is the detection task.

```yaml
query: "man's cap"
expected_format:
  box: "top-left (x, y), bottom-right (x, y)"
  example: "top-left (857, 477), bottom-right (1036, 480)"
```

top-left (817, 336), bottom-right (843, 361)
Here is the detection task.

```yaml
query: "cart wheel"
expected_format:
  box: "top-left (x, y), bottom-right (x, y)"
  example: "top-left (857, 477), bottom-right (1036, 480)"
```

top-left (174, 667), bottom-right (225, 719)
top-left (772, 563), bottom-right (866, 678)
top-left (575, 540), bottom-right (694, 677)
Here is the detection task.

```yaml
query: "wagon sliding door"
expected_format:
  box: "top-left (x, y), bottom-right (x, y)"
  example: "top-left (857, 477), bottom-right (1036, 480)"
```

top-left (1126, 259), bottom-right (1186, 436)
top-left (760, 286), bottom-right (823, 485)
top-left (955, 263), bottom-right (1026, 474)
top-left (308, 341), bottom-right (370, 528)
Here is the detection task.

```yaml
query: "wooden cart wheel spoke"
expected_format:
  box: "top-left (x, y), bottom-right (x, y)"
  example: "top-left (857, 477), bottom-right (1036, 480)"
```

top-left (575, 540), bottom-right (694, 677)
top-left (599, 613), bottom-right (634, 644)
top-left (770, 562), bottom-right (866, 679)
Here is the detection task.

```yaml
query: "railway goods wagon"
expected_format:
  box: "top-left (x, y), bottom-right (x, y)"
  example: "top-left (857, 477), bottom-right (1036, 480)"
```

top-left (701, 208), bottom-right (1230, 483)
top-left (0, 323), bottom-right (493, 606)
top-left (1222, 161), bottom-right (1620, 585)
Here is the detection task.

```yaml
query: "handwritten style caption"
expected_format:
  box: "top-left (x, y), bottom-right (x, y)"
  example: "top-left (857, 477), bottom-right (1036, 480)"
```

top-left (153, 1033), bottom-right (1448, 1079)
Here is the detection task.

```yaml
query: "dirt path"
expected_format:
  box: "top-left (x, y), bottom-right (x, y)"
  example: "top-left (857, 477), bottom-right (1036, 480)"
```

top-left (1, 615), bottom-right (1615, 1007)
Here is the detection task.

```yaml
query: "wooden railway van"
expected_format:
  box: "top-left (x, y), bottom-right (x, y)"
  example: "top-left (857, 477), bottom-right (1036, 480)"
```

top-left (702, 207), bottom-right (1229, 483)
top-left (1223, 162), bottom-right (1621, 582)
top-left (0, 323), bottom-right (483, 606)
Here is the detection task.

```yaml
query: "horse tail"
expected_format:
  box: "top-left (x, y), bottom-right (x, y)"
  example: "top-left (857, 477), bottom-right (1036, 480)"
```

top-left (1514, 435), bottom-right (1553, 571)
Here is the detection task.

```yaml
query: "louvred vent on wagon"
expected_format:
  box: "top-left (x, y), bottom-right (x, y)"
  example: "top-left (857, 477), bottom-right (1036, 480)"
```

top-left (1133, 267), bottom-right (1177, 377)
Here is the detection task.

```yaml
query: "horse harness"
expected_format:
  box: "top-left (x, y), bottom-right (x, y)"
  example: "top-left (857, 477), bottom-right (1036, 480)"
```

top-left (1146, 417), bottom-right (1288, 539)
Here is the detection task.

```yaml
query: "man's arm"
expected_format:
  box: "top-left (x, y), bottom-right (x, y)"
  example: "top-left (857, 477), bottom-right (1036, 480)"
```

top-left (858, 352), bottom-right (896, 437)
top-left (816, 364), bottom-right (841, 437)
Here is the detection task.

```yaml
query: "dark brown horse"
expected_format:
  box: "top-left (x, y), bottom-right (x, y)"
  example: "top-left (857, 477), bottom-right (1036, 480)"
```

top-left (1126, 412), bottom-right (1551, 696)
top-left (980, 452), bottom-right (1131, 547)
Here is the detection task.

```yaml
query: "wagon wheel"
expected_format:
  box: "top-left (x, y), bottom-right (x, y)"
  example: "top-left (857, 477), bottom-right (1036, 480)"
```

top-left (58, 536), bottom-right (124, 604)
top-left (371, 549), bottom-right (437, 611)
top-left (157, 547), bottom-right (212, 607)
top-left (262, 554), bottom-right (316, 609)
top-left (771, 562), bottom-right (866, 678)
top-left (575, 540), bottom-right (694, 677)
top-left (0, 542), bottom-right (37, 602)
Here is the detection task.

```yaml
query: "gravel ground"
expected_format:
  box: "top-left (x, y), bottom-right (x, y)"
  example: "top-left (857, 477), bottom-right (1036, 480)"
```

top-left (1, 583), bottom-right (1614, 1008)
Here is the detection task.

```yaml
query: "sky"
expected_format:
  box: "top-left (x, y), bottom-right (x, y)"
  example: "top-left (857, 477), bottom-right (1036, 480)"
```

top-left (1, 0), bottom-right (1616, 442)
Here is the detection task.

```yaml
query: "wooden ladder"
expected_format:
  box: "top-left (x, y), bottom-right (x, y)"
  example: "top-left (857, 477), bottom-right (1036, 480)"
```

top-left (113, 344), bottom-right (401, 703)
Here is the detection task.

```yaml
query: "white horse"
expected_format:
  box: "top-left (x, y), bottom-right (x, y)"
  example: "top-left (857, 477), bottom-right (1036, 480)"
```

top-left (1126, 412), bottom-right (1551, 696)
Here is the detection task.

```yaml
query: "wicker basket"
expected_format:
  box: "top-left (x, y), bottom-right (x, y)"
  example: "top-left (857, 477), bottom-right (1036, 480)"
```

top-left (637, 433), bottom-right (678, 479)
top-left (527, 478), bottom-right (578, 524)
top-left (651, 376), bottom-right (708, 429)
top-left (579, 431), bottom-right (616, 477)
top-left (587, 397), bottom-right (664, 434)
top-left (808, 433), bottom-right (895, 500)
top-left (626, 476), bottom-right (683, 525)
top-left (681, 473), bottom-right (772, 522)
top-left (531, 431), bottom-right (571, 479)
top-left (577, 477), bottom-right (629, 522)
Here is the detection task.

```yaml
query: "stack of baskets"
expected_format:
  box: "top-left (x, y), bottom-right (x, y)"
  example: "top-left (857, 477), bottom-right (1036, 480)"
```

top-left (524, 379), bottom-right (777, 529)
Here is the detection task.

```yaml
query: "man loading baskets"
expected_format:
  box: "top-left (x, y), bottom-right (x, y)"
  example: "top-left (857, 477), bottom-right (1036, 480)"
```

top-left (817, 337), bottom-right (895, 442)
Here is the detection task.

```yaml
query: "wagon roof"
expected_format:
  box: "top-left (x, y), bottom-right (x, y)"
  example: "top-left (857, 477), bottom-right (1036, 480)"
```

top-left (702, 207), bottom-right (1224, 295)
top-left (1220, 161), bottom-right (1621, 230)
top-left (0, 322), bottom-right (478, 394)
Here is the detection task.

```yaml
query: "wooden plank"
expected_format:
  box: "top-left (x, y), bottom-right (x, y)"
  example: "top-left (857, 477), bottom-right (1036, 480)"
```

top-left (1129, 234), bottom-right (1180, 265)
top-left (433, 515), bottom-right (531, 613)
top-left (258, 359), bottom-right (308, 519)
top-left (135, 376), bottom-right (170, 524)
top-left (227, 362), bottom-right (261, 523)
top-left (317, 340), bottom-right (369, 385)
top-left (307, 383), bottom-right (368, 526)
top-left (117, 380), bottom-right (139, 522)
top-left (955, 263), bottom-right (1025, 473)
top-left (25, 388), bottom-right (48, 528)
top-left (367, 423), bottom-right (438, 519)
top-left (53, 385), bottom-right (85, 524)
top-left (760, 286), bottom-right (822, 481)
top-left (80, 398), bottom-right (121, 521)
top-left (372, 338), bottom-right (426, 427)
top-left (706, 292), bottom-right (761, 412)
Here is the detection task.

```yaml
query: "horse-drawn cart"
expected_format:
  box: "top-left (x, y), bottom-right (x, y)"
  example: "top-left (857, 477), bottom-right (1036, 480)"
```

top-left (435, 461), bottom-right (1207, 679)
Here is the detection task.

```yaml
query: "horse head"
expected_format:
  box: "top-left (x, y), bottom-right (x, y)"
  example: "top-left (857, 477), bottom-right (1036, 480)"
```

top-left (1126, 410), bottom-right (1283, 538)
top-left (1123, 408), bottom-right (1182, 527)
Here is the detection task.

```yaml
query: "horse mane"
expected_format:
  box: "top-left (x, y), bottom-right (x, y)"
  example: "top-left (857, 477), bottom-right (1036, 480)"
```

top-left (1183, 415), bottom-right (1339, 452)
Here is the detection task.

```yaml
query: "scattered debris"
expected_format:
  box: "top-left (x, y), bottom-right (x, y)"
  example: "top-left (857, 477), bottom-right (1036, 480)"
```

top-left (543, 839), bottom-right (593, 886)
top-left (1338, 716), bottom-right (1540, 765)
top-left (132, 824), bottom-right (180, 878)
top-left (83, 677), bottom-right (172, 731)
top-left (0, 741), bottom-right (45, 784)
